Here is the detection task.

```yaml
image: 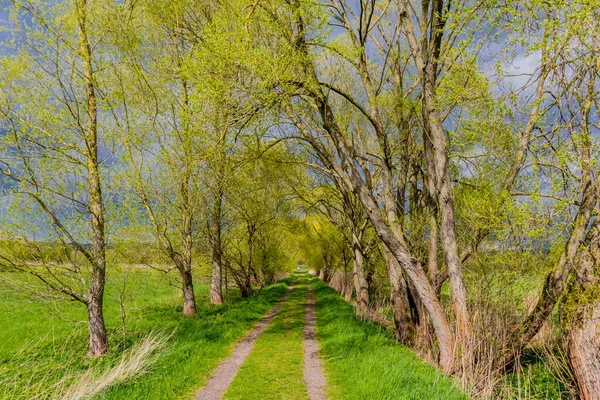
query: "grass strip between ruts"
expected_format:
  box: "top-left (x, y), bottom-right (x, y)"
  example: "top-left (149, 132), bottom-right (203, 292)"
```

top-left (223, 272), bottom-right (309, 400)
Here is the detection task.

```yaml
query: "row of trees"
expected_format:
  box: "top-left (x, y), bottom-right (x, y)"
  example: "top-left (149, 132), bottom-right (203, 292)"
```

top-left (215, 0), bottom-right (598, 397)
top-left (0, 0), bottom-right (302, 357)
top-left (1, 0), bottom-right (599, 398)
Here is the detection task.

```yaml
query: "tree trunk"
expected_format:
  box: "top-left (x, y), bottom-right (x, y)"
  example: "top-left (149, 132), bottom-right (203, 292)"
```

top-left (181, 267), bottom-right (197, 316)
top-left (413, 210), bottom-right (437, 354)
top-left (76, 0), bottom-right (108, 357)
top-left (438, 181), bottom-right (471, 338)
top-left (422, 71), bottom-right (471, 343)
top-left (569, 301), bottom-right (600, 400)
top-left (565, 221), bottom-right (600, 400)
top-left (210, 189), bottom-right (223, 305)
top-left (210, 244), bottom-right (223, 305)
top-left (240, 277), bottom-right (252, 298)
top-left (178, 178), bottom-right (196, 315)
top-left (384, 245), bottom-right (415, 344)
top-left (428, 209), bottom-right (439, 287)
top-left (288, 91), bottom-right (456, 371)
top-left (352, 231), bottom-right (369, 310)
top-left (87, 285), bottom-right (108, 357)
top-left (394, 0), bottom-right (469, 360)
top-left (352, 166), bottom-right (455, 371)
top-left (502, 176), bottom-right (600, 367)
top-left (288, 23), bottom-right (455, 371)
top-left (320, 256), bottom-right (331, 282)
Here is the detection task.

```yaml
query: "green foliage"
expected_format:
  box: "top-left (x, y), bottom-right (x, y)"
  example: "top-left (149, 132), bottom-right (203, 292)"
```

top-left (223, 147), bottom-right (306, 283)
top-left (297, 215), bottom-right (350, 275)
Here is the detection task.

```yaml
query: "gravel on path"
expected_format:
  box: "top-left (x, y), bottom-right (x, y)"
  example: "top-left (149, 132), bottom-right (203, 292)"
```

top-left (303, 281), bottom-right (327, 400)
top-left (194, 285), bottom-right (295, 400)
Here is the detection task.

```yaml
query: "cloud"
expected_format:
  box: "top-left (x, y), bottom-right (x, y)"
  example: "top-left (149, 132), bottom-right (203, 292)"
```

top-left (504, 51), bottom-right (541, 89)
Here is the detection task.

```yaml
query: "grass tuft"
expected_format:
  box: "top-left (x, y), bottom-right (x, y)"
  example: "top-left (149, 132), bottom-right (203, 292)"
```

top-left (59, 330), bottom-right (170, 400)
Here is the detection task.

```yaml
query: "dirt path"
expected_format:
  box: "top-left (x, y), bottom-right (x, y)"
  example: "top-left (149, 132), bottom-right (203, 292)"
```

top-left (194, 285), bottom-right (294, 400)
top-left (303, 281), bottom-right (327, 400)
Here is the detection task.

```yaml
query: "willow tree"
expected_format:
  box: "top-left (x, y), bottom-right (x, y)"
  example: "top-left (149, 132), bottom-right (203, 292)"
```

top-left (495, 3), bottom-right (600, 396)
top-left (0, 0), bottom-right (119, 356)
top-left (110, 0), bottom-right (219, 316)
top-left (222, 146), bottom-right (301, 295)
top-left (292, 174), bottom-right (371, 310)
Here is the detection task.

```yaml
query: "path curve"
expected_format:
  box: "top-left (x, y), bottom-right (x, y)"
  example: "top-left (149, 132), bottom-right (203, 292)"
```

top-left (195, 285), bottom-right (294, 400)
top-left (303, 281), bottom-right (327, 400)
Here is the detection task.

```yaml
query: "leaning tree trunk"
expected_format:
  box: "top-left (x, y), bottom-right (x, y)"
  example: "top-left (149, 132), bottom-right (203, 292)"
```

top-left (289, 87), bottom-right (456, 371)
top-left (288, 21), bottom-right (455, 371)
top-left (384, 246), bottom-right (415, 344)
top-left (502, 176), bottom-right (600, 368)
top-left (76, 0), bottom-right (108, 357)
top-left (352, 231), bottom-right (369, 310)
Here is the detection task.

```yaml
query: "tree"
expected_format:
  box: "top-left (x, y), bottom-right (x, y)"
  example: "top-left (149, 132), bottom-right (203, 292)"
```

top-left (0, 0), bottom-right (119, 356)
top-left (222, 146), bottom-right (301, 296)
top-left (294, 177), bottom-right (371, 310)
top-left (111, 0), bottom-right (217, 316)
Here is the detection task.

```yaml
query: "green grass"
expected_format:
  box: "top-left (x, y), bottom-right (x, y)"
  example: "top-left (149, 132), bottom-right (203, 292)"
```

top-left (312, 276), bottom-right (469, 400)
top-left (224, 272), bottom-right (308, 400)
top-left (499, 349), bottom-right (572, 399)
top-left (0, 266), bottom-right (289, 399)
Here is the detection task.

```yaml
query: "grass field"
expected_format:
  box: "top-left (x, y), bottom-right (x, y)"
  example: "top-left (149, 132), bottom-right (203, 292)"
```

top-left (312, 276), bottom-right (469, 400)
top-left (0, 265), bottom-right (289, 399)
top-left (1, 266), bottom-right (473, 399)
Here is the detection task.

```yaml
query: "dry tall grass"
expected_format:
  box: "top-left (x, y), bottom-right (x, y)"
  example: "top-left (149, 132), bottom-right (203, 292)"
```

top-left (57, 331), bottom-right (170, 400)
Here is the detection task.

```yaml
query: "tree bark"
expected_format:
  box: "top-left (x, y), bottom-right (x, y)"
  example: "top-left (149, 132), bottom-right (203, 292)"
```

top-left (421, 49), bottom-right (471, 343)
top-left (178, 172), bottom-right (197, 316)
top-left (352, 231), bottom-right (369, 310)
top-left (286, 92), bottom-right (455, 371)
top-left (570, 301), bottom-right (600, 400)
top-left (428, 211), bottom-right (439, 288)
top-left (395, 0), bottom-right (471, 349)
top-left (502, 176), bottom-right (600, 367)
top-left (288, 11), bottom-right (455, 372)
top-left (181, 267), bottom-right (197, 316)
top-left (175, 230), bottom-right (197, 316)
top-left (240, 278), bottom-right (252, 298)
top-left (565, 221), bottom-right (600, 400)
top-left (87, 287), bottom-right (108, 357)
top-left (76, 0), bottom-right (108, 357)
top-left (384, 245), bottom-right (415, 344)
top-left (363, 188), bottom-right (454, 371)
top-left (210, 189), bottom-right (224, 305)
